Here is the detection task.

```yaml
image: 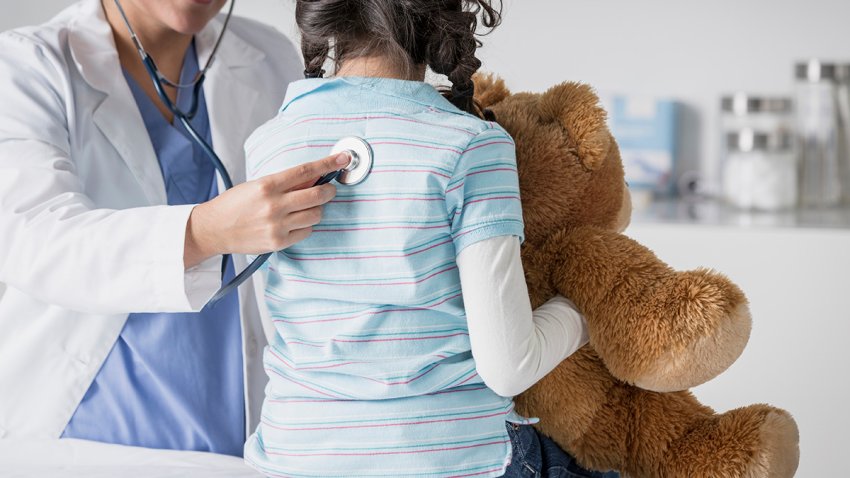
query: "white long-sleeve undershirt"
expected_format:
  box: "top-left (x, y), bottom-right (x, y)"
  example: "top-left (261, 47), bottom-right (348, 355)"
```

top-left (456, 235), bottom-right (589, 398)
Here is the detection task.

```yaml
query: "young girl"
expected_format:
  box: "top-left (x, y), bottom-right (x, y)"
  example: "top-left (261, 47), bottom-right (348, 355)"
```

top-left (244, 1), bottom-right (615, 477)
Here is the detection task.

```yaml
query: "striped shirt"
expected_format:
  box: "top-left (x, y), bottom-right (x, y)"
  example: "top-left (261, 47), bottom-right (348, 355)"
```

top-left (244, 77), bottom-right (527, 478)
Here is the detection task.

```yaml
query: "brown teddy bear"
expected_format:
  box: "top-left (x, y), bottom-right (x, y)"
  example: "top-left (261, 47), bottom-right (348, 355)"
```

top-left (472, 75), bottom-right (800, 478)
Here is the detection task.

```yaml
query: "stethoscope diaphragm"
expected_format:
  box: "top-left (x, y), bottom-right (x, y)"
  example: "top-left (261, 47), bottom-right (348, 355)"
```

top-left (331, 136), bottom-right (374, 186)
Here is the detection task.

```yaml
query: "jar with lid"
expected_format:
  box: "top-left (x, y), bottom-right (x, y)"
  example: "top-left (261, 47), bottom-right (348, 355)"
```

top-left (835, 63), bottom-right (850, 204)
top-left (794, 60), bottom-right (844, 207)
top-left (719, 93), bottom-right (794, 200)
top-left (721, 129), bottom-right (797, 211)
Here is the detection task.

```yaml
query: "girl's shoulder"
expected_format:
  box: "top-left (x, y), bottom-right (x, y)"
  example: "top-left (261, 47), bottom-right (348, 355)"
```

top-left (413, 105), bottom-right (514, 149)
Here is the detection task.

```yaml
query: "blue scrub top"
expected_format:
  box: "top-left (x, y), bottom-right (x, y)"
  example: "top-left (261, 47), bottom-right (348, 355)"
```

top-left (62, 42), bottom-right (245, 457)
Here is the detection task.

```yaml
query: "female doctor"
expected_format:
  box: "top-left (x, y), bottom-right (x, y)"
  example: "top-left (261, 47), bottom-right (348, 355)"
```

top-left (0, 0), bottom-right (346, 456)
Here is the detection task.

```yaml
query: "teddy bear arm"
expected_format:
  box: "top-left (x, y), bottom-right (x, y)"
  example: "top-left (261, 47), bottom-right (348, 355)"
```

top-left (543, 225), bottom-right (752, 392)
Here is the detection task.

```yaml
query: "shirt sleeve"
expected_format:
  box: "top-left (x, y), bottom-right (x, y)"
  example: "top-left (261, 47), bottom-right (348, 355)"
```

top-left (445, 125), bottom-right (524, 255)
top-left (458, 235), bottom-right (590, 398)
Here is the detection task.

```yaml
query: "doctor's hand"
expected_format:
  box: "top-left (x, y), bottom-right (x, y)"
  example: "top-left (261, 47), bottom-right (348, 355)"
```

top-left (183, 153), bottom-right (351, 269)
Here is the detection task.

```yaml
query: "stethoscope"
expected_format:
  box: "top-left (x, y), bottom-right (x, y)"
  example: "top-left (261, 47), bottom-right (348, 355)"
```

top-left (114, 0), bottom-right (374, 307)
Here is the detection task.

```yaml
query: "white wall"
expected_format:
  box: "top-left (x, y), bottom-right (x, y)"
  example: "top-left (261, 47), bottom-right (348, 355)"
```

top-left (480, 0), bottom-right (850, 193)
top-left (6, 0), bottom-right (850, 191)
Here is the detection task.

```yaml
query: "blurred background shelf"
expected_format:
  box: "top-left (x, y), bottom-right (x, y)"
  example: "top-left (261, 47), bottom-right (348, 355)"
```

top-left (632, 197), bottom-right (850, 230)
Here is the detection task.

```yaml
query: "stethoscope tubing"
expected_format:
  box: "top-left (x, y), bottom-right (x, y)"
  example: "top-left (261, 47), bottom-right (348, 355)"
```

top-left (120, 0), bottom-right (351, 308)
top-left (142, 48), bottom-right (347, 308)
top-left (207, 252), bottom-right (270, 306)
top-left (126, 11), bottom-right (257, 304)
top-left (140, 54), bottom-right (236, 281)
top-left (205, 169), bottom-right (343, 306)
top-left (140, 55), bottom-right (234, 189)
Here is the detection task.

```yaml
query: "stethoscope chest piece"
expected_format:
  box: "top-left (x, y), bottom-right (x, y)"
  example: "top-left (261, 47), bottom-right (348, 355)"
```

top-left (331, 137), bottom-right (374, 186)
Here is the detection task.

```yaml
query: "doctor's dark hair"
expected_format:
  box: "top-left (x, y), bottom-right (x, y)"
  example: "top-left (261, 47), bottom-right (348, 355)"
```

top-left (296, 0), bottom-right (502, 116)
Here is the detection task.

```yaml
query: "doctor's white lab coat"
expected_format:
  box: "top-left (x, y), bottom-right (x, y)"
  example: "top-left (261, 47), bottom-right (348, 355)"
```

top-left (0, 0), bottom-right (301, 438)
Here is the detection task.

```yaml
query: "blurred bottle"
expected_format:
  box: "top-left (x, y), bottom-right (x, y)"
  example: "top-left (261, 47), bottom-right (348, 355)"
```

top-left (794, 60), bottom-right (843, 208)
top-left (836, 64), bottom-right (850, 204)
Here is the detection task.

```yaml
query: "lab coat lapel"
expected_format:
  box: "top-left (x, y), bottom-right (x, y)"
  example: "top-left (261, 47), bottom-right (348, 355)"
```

top-left (196, 18), bottom-right (263, 187)
top-left (68, 0), bottom-right (167, 205)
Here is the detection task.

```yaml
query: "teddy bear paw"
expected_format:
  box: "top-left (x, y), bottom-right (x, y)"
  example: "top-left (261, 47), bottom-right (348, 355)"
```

top-left (663, 405), bottom-right (800, 478)
top-left (619, 269), bottom-right (753, 393)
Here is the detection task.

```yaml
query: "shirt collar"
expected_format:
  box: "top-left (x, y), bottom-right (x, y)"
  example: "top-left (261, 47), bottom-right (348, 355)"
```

top-left (67, 0), bottom-right (264, 96)
top-left (281, 76), bottom-right (462, 115)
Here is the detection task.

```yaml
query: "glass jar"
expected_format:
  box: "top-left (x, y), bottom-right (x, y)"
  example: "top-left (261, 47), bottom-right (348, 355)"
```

top-left (719, 94), bottom-right (794, 200)
top-left (721, 129), bottom-right (797, 211)
top-left (836, 64), bottom-right (850, 204)
top-left (795, 60), bottom-right (843, 208)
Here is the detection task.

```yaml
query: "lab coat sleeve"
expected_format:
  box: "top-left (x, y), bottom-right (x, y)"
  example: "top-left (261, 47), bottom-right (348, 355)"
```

top-left (0, 32), bottom-right (219, 314)
top-left (458, 235), bottom-right (589, 398)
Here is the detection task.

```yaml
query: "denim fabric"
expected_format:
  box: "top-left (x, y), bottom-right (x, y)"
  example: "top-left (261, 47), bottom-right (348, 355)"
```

top-left (501, 423), bottom-right (620, 478)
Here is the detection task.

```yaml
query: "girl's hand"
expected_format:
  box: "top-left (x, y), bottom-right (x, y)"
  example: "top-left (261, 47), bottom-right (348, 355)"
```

top-left (183, 153), bottom-right (350, 268)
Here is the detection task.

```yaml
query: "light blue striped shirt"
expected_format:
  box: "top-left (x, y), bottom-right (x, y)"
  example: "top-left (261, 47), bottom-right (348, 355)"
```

top-left (244, 77), bottom-right (527, 477)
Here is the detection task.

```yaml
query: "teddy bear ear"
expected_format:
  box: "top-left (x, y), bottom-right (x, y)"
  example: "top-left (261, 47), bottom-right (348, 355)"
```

top-left (473, 73), bottom-right (511, 110)
top-left (539, 82), bottom-right (613, 171)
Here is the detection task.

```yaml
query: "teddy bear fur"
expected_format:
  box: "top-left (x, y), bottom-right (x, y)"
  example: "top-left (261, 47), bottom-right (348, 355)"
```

top-left (473, 75), bottom-right (800, 478)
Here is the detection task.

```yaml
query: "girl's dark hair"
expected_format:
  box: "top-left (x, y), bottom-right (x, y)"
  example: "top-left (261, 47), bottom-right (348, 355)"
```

top-left (296, 0), bottom-right (502, 116)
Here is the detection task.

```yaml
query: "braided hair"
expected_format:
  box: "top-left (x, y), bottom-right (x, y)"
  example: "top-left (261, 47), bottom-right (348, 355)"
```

top-left (295, 0), bottom-right (501, 116)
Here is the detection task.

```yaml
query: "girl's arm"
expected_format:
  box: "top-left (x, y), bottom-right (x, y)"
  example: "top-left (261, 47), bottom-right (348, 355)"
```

top-left (458, 235), bottom-right (589, 397)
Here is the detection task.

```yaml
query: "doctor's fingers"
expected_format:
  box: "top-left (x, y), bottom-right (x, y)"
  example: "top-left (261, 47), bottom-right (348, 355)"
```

top-left (284, 206), bottom-right (324, 231)
top-left (280, 183), bottom-right (337, 213)
top-left (279, 227), bottom-right (314, 250)
top-left (264, 153), bottom-right (351, 192)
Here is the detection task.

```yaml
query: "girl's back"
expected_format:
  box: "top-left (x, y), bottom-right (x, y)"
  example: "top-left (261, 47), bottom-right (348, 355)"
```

top-left (245, 75), bottom-right (525, 477)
